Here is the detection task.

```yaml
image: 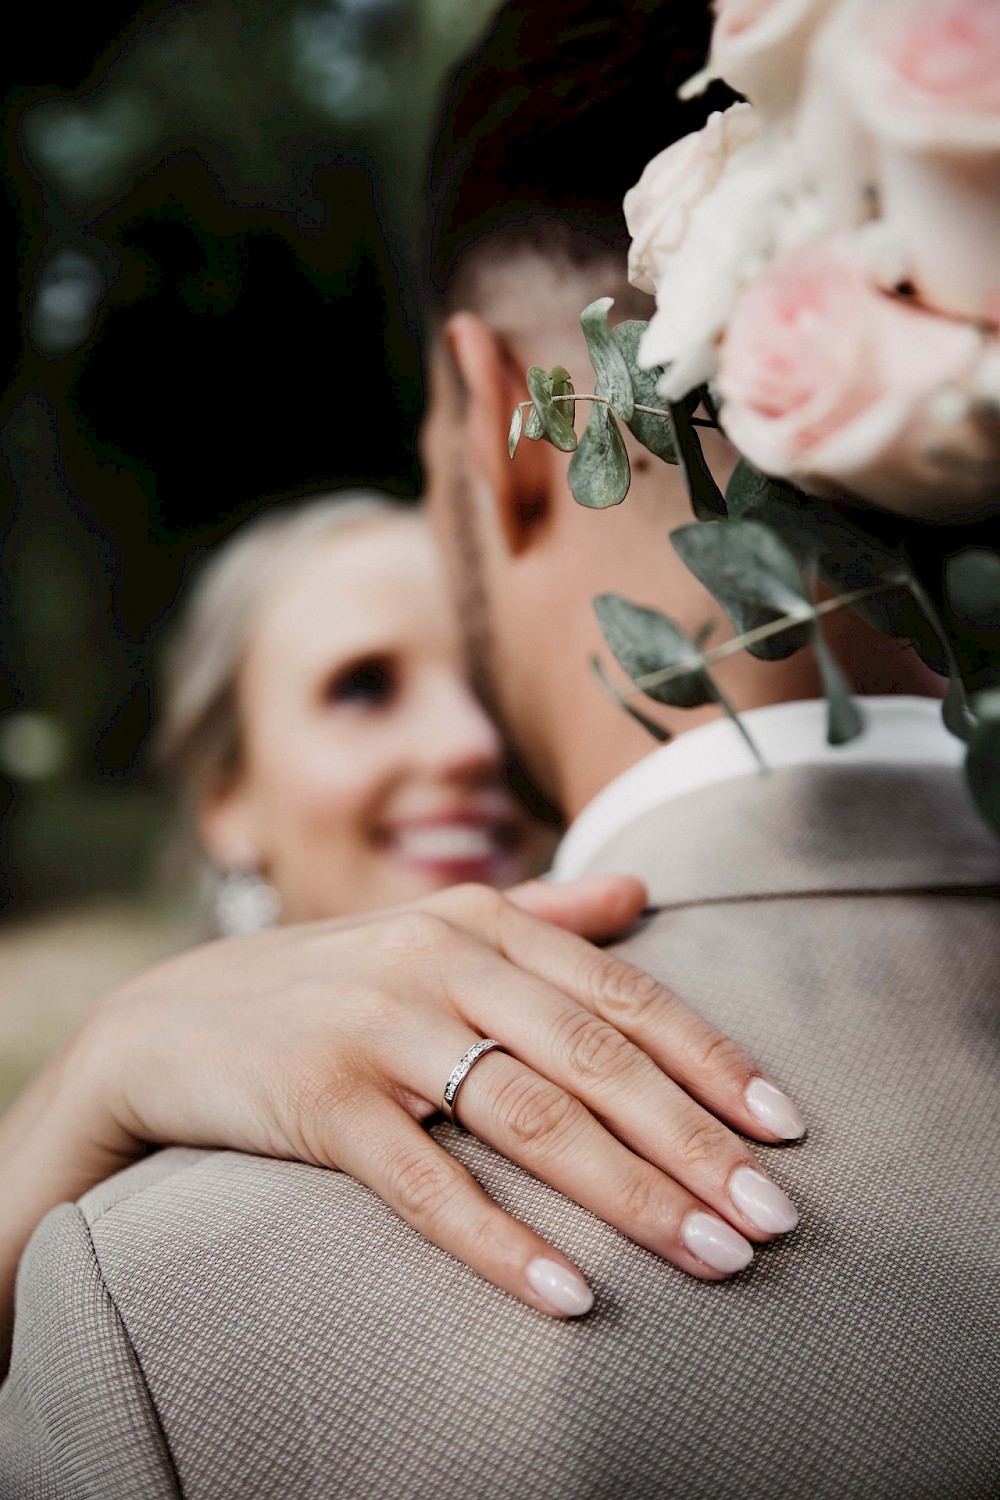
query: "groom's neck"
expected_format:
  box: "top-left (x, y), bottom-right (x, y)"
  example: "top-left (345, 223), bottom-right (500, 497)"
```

top-left (549, 626), bottom-right (943, 825)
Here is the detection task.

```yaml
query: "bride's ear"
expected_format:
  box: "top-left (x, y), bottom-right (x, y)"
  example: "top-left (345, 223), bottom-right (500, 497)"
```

top-left (197, 780), bottom-right (263, 874)
top-left (443, 312), bottom-right (552, 557)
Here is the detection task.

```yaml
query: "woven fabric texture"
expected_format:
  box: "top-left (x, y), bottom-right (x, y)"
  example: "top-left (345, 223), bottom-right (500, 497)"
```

top-left (1, 762), bottom-right (998, 1498)
top-left (0, 1203), bottom-right (178, 1499)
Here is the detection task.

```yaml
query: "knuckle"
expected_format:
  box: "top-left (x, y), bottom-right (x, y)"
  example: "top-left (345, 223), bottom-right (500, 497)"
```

top-left (674, 1113), bottom-right (730, 1174)
top-left (691, 1026), bottom-right (746, 1081)
top-left (599, 961), bottom-right (670, 1030)
top-left (612, 1169), bottom-right (656, 1227)
top-left (388, 1146), bottom-right (464, 1224)
top-left (491, 1072), bottom-right (579, 1152)
top-left (443, 882), bottom-right (508, 935)
top-left (375, 909), bottom-right (453, 959)
top-left (456, 882), bottom-right (506, 919)
top-left (560, 1013), bottom-right (637, 1090)
top-left (434, 882), bottom-right (503, 918)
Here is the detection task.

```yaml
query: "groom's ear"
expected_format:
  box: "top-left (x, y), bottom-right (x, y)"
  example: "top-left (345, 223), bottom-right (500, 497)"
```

top-left (443, 311), bottom-right (553, 557)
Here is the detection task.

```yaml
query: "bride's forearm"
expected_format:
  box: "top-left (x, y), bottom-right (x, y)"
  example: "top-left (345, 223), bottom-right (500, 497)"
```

top-left (0, 1018), bottom-right (144, 1376)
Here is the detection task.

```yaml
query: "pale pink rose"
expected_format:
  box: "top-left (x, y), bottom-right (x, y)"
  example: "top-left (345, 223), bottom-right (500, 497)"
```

top-left (716, 241), bottom-right (996, 518)
top-left (681, 0), bottom-right (837, 121)
top-left (624, 103), bottom-right (761, 296)
top-left (626, 105), bottom-right (826, 401)
top-left (831, 0), bottom-right (1000, 321)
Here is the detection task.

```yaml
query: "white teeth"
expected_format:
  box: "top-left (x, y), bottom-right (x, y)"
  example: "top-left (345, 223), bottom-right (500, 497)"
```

top-left (394, 826), bottom-right (497, 862)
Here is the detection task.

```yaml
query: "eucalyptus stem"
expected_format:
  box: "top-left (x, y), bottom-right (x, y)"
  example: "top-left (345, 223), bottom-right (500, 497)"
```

top-left (626, 581), bottom-right (897, 698)
top-left (516, 396), bottom-right (717, 428)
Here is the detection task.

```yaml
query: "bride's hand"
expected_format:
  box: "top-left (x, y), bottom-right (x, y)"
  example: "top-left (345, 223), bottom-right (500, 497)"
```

top-left (6, 875), bottom-right (805, 1329)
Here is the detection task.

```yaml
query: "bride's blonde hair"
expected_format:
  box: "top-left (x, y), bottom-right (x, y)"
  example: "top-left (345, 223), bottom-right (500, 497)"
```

top-left (158, 491), bottom-right (413, 804)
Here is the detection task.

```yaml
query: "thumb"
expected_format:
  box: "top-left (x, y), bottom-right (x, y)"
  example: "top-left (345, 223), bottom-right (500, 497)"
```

top-left (506, 873), bottom-right (648, 940)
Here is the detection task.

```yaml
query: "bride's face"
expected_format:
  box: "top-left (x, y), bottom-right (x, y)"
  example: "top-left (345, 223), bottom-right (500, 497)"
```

top-left (201, 516), bottom-right (555, 922)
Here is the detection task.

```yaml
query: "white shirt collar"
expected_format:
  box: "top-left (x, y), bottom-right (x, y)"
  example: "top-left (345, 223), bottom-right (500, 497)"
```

top-left (552, 695), bottom-right (962, 882)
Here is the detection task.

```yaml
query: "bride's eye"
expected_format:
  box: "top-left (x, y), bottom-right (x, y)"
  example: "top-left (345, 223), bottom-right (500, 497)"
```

top-left (324, 656), bottom-right (397, 707)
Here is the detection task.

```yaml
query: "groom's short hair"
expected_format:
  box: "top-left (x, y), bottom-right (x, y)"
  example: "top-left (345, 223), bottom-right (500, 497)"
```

top-left (425, 0), bottom-right (731, 316)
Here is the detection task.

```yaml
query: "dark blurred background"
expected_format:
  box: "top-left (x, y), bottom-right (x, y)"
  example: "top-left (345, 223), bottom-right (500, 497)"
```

top-left (1, 0), bottom-right (500, 920)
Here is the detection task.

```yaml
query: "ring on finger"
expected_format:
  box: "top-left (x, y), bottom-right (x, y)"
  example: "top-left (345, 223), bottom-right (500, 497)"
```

top-left (441, 1039), bottom-right (507, 1127)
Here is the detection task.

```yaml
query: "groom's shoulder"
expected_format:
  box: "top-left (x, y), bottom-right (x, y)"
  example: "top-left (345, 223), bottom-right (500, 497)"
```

top-left (30, 1136), bottom-right (635, 1498)
top-left (582, 760), bottom-right (1000, 907)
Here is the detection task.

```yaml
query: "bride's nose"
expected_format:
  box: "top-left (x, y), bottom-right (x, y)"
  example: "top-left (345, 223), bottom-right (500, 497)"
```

top-left (419, 671), bottom-right (504, 778)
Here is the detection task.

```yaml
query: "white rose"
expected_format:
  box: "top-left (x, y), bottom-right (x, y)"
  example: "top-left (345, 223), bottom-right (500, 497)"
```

top-left (624, 103), bottom-right (761, 296)
top-left (829, 0), bottom-right (1000, 323)
top-left (793, 9), bottom-right (878, 234)
top-left (625, 105), bottom-right (826, 402)
top-left (682, 0), bottom-right (837, 122)
top-left (716, 240), bottom-right (995, 519)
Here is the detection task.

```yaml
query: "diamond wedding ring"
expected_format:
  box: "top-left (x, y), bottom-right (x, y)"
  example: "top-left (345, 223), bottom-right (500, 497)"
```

top-left (441, 1038), bottom-right (507, 1126)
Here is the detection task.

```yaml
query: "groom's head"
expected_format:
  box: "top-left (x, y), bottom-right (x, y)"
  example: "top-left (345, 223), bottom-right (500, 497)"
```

top-left (418, 2), bottom-right (926, 816)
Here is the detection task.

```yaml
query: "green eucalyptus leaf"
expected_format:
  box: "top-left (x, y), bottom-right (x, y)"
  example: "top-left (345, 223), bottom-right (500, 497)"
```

top-left (724, 458), bottom-right (945, 670)
top-left (591, 656), bottom-right (671, 743)
top-left (945, 548), bottom-right (1000, 632)
top-left (902, 564), bottom-right (975, 741)
top-left (943, 668), bottom-right (972, 741)
top-left (593, 593), bottom-right (714, 709)
top-left (550, 365), bottom-right (577, 436)
top-left (568, 401), bottom-right (631, 508)
top-left (710, 681), bottom-right (766, 768)
top-left (966, 688), bottom-right (1000, 838)
top-left (670, 519), bottom-right (814, 660)
top-left (508, 404), bottom-right (523, 459)
top-left (523, 370), bottom-right (547, 441)
top-left (611, 320), bottom-right (678, 464)
top-left (812, 627), bottom-right (864, 745)
top-left (668, 399), bottom-right (727, 519)
top-left (526, 364), bottom-right (578, 452)
top-left (724, 458), bottom-right (793, 521)
top-left (580, 298), bottom-right (634, 421)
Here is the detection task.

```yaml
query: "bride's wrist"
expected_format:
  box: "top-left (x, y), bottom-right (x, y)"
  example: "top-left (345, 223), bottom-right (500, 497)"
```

top-left (63, 987), bottom-right (155, 1160)
top-left (3, 995), bottom-right (149, 1194)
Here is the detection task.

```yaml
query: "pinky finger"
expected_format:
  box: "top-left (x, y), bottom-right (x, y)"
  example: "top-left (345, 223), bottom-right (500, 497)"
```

top-left (333, 1091), bottom-right (595, 1320)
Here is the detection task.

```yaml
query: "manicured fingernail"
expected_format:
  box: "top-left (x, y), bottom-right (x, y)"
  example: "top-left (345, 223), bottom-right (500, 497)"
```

top-left (730, 1165), bottom-right (799, 1234)
top-left (745, 1077), bottom-right (806, 1140)
top-left (681, 1212), bottom-right (754, 1275)
top-left (526, 1257), bottom-right (594, 1316)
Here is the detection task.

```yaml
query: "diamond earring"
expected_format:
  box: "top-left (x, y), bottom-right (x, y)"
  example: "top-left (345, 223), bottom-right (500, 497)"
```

top-left (215, 868), bottom-right (281, 936)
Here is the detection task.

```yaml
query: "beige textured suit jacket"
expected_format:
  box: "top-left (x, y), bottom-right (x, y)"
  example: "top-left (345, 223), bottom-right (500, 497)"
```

top-left (2, 762), bottom-right (999, 1499)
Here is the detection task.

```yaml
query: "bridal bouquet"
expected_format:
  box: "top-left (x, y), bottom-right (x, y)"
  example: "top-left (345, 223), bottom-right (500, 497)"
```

top-left (510, 0), bottom-right (1000, 832)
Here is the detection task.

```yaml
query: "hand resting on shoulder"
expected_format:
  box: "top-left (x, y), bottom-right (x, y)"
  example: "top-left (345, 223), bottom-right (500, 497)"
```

top-left (0, 873), bottom-right (805, 1370)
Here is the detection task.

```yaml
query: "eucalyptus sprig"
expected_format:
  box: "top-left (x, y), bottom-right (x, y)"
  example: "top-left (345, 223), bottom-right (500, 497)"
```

top-left (510, 298), bottom-right (1000, 836)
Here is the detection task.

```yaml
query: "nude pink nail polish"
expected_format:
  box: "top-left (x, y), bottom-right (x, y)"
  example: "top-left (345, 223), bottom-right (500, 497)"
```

top-left (681, 1212), bottom-right (754, 1275)
top-left (526, 1257), bottom-right (594, 1316)
top-left (730, 1165), bottom-right (799, 1234)
top-left (745, 1077), bottom-right (806, 1140)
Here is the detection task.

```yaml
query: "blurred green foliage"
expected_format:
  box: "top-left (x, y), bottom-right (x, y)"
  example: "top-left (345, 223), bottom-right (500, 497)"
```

top-left (1, 0), bottom-right (500, 913)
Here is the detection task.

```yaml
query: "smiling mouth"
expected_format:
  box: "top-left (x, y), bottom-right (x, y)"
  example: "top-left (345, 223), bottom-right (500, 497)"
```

top-left (380, 818), bottom-right (521, 879)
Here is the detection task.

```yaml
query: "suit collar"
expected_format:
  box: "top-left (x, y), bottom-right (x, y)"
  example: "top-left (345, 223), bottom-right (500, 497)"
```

top-left (554, 696), bottom-right (963, 889)
top-left (560, 762), bottom-right (1000, 909)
